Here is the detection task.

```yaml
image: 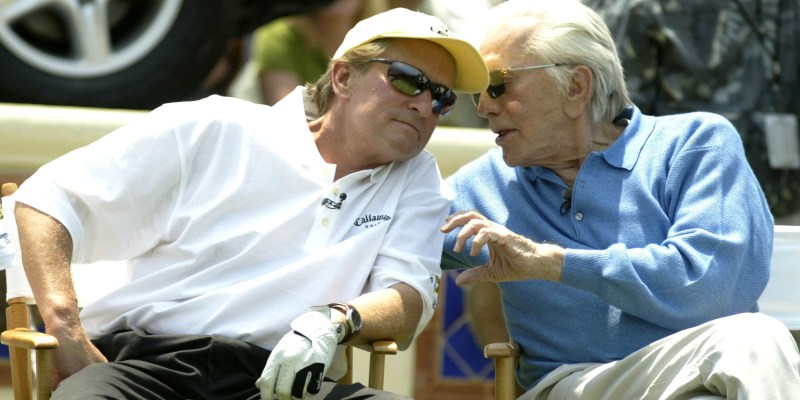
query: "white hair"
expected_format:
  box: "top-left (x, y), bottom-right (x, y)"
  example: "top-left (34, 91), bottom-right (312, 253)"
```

top-left (484, 0), bottom-right (631, 122)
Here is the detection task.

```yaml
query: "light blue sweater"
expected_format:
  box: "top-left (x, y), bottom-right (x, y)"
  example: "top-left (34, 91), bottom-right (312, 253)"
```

top-left (442, 106), bottom-right (774, 389)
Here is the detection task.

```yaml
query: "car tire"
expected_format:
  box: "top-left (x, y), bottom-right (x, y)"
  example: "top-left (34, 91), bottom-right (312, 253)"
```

top-left (0, 0), bottom-right (236, 109)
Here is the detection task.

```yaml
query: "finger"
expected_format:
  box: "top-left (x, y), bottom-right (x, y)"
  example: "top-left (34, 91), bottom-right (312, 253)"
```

top-left (453, 218), bottom-right (491, 253)
top-left (441, 210), bottom-right (466, 232)
top-left (292, 363), bottom-right (324, 399)
top-left (305, 363), bottom-right (325, 395)
top-left (470, 225), bottom-right (507, 257)
top-left (444, 209), bottom-right (475, 223)
top-left (257, 363), bottom-right (279, 400)
top-left (469, 229), bottom-right (489, 257)
top-left (274, 363), bottom-right (295, 400)
top-left (441, 210), bottom-right (487, 232)
top-left (291, 372), bottom-right (310, 400)
top-left (455, 265), bottom-right (491, 286)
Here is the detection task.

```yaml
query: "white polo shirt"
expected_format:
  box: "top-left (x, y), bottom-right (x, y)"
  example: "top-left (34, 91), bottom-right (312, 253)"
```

top-left (16, 89), bottom-right (448, 358)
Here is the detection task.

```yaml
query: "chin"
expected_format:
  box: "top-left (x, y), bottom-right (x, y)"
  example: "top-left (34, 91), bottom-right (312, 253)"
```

top-left (395, 150), bottom-right (421, 163)
top-left (501, 149), bottom-right (522, 167)
top-left (390, 142), bottom-right (424, 162)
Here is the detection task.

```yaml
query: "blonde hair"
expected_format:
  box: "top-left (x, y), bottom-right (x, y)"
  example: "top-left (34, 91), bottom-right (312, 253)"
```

top-left (306, 39), bottom-right (390, 114)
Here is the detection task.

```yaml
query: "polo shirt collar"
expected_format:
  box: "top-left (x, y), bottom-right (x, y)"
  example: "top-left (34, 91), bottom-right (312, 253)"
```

top-left (522, 105), bottom-right (653, 183)
top-left (601, 105), bottom-right (654, 170)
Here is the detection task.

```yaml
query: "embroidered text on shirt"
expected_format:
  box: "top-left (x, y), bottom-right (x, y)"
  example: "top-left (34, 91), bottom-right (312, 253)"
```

top-left (354, 214), bottom-right (392, 228)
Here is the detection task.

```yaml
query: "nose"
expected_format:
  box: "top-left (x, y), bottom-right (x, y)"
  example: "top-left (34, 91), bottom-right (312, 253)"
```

top-left (409, 90), bottom-right (435, 118)
top-left (474, 92), bottom-right (497, 119)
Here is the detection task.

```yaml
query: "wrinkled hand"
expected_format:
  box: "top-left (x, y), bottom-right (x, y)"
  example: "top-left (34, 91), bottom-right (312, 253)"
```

top-left (257, 311), bottom-right (338, 400)
top-left (441, 210), bottom-right (563, 285)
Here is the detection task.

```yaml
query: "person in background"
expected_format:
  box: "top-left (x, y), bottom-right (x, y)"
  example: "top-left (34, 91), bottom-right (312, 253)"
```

top-left (232, 0), bottom-right (424, 106)
top-left (12, 8), bottom-right (488, 400)
top-left (441, 0), bottom-right (800, 398)
top-left (251, 0), bottom-right (383, 105)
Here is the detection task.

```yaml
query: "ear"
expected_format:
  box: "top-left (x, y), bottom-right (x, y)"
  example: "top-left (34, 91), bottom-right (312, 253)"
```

top-left (331, 61), bottom-right (354, 99)
top-left (563, 65), bottom-right (593, 119)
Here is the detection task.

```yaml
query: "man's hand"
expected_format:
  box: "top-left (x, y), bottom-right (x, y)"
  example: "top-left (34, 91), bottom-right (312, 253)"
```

top-left (441, 210), bottom-right (564, 285)
top-left (257, 311), bottom-right (338, 400)
top-left (49, 325), bottom-right (108, 386)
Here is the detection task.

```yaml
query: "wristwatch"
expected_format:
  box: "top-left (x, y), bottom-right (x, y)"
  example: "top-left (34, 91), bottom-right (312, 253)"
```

top-left (309, 303), bottom-right (362, 343)
top-left (329, 303), bottom-right (362, 343)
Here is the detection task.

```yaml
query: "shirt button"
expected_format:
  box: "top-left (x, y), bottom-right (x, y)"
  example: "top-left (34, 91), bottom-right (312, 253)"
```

top-left (575, 213), bottom-right (584, 221)
top-left (332, 188), bottom-right (340, 196)
top-left (321, 218), bottom-right (330, 227)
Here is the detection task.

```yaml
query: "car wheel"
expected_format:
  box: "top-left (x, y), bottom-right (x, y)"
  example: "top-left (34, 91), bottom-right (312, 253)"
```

top-left (0, 0), bottom-right (235, 109)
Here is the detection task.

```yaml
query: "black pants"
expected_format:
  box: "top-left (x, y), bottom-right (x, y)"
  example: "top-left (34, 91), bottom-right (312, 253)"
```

top-left (52, 331), bottom-right (409, 400)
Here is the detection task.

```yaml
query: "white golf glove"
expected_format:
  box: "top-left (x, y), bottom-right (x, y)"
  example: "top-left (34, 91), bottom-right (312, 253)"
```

top-left (256, 310), bottom-right (339, 400)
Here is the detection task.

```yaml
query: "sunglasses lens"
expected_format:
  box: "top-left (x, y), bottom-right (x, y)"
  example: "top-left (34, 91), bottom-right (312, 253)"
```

top-left (387, 62), bottom-right (423, 96)
top-left (432, 87), bottom-right (457, 115)
top-left (486, 70), bottom-right (506, 98)
top-left (383, 60), bottom-right (456, 115)
top-left (472, 69), bottom-right (508, 106)
top-left (487, 85), bottom-right (505, 98)
top-left (472, 93), bottom-right (481, 107)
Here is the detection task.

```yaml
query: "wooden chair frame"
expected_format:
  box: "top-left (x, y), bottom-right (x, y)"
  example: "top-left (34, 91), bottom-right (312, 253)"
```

top-left (484, 342), bottom-right (520, 400)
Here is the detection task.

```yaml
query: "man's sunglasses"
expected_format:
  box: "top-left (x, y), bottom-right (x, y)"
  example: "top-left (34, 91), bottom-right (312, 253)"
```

top-left (472, 63), bottom-right (568, 106)
top-left (365, 58), bottom-right (457, 116)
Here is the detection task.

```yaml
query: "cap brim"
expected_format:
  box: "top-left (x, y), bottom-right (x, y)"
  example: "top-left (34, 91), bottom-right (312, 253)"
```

top-left (335, 33), bottom-right (489, 93)
top-left (422, 36), bottom-right (489, 93)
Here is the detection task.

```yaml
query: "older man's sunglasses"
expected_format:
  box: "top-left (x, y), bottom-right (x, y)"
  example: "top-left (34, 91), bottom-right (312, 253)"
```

top-left (472, 63), bottom-right (568, 106)
top-left (365, 58), bottom-right (457, 115)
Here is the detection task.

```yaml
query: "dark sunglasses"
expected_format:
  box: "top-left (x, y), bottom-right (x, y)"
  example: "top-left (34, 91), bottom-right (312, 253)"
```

top-left (365, 58), bottom-right (458, 116)
top-left (472, 63), bottom-right (568, 106)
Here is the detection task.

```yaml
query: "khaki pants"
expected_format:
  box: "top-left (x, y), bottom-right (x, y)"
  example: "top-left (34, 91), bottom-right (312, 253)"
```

top-left (521, 313), bottom-right (800, 400)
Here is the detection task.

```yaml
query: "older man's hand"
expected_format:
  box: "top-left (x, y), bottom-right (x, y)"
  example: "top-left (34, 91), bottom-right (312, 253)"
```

top-left (441, 210), bottom-right (564, 285)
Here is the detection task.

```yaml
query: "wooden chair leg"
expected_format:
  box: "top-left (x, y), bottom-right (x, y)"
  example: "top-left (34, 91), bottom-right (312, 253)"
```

top-left (338, 345), bottom-right (354, 384)
top-left (35, 349), bottom-right (53, 400)
top-left (6, 298), bottom-right (33, 400)
top-left (338, 341), bottom-right (398, 389)
top-left (8, 345), bottom-right (33, 400)
top-left (367, 340), bottom-right (397, 390)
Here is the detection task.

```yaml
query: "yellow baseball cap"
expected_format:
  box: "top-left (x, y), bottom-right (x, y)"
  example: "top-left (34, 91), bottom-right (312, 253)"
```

top-left (333, 8), bottom-right (489, 93)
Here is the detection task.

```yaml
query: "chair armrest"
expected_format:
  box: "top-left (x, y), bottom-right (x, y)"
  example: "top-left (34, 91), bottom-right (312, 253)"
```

top-left (339, 340), bottom-right (398, 389)
top-left (368, 340), bottom-right (398, 355)
top-left (2, 328), bottom-right (58, 400)
top-left (1, 328), bottom-right (59, 350)
top-left (484, 342), bottom-right (519, 359)
top-left (366, 340), bottom-right (397, 390)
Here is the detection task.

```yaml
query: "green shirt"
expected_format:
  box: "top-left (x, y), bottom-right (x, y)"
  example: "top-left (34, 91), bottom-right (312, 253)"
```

top-left (252, 18), bottom-right (330, 85)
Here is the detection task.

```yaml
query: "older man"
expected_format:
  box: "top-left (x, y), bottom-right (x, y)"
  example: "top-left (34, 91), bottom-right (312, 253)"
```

top-left (12, 8), bottom-right (487, 400)
top-left (441, 0), bottom-right (800, 398)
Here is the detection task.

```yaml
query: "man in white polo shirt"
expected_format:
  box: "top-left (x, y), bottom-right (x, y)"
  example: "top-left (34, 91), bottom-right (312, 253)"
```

top-left (11, 8), bottom-right (488, 400)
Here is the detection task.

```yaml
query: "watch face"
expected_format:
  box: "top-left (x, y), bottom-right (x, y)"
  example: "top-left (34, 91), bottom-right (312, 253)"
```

top-left (349, 307), bottom-right (362, 331)
top-left (328, 303), bottom-right (362, 339)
